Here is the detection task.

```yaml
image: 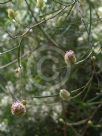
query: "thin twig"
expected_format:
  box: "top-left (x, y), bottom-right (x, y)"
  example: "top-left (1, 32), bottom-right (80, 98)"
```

top-left (81, 104), bottom-right (102, 136)
top-left (0, 0), bottom-right (10, 4)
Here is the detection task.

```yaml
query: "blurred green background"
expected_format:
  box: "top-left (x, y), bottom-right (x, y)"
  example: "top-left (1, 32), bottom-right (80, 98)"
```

top-left (0, 0), bottom-right (102, 135)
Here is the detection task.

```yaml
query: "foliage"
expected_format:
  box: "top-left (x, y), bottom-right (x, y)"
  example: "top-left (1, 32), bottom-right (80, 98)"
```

top-left (0, 0), bottom-right (102, 136)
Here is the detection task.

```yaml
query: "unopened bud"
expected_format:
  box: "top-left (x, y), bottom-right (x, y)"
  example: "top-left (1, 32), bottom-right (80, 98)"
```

top-left (59, 118), bottom-right (64, 123)
top-left (11, 101), bottom-right (26, 116)
top-left (88, 120), bottom-right (93, 126)
top-left (15, 67), bottom-right (21, 73)
top-left (36, 0), bottom-right (45, 9)
top-left (15, 66), bottom-right (22, 77)
top-left (91, 56), bottom-right (96, 61)
top-left (7, 9), bottom-right (16, 20)
top-left (56, 16), bottom-right (65, 27)
top-left (64, 50), bottom-right (76, 64)
top-left (59, 89), bottom-right (71, 101)
top-left (21, 100), bottom-right (26, 105)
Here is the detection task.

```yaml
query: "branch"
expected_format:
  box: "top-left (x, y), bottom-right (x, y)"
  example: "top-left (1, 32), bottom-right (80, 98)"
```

top-left (0, 0), bottom-right (11, 4)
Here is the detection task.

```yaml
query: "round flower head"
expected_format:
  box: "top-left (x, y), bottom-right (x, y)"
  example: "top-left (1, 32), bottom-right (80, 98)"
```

top-left (60, 89), bottom-right (71, 101)
top-left (11, 101), bottom-right (26, 116)
top-left (64, 50), bottom-right (76, 64)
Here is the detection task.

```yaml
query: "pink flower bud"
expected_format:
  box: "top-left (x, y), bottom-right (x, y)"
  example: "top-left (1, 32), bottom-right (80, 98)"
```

top-left (64, 50), bottom-right (76, 64)
top-left (11, 101), bottom-right (26, 116)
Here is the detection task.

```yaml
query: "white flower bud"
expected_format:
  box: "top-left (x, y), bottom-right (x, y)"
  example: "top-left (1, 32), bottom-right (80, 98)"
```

top-left (59, 89), bottom-right (71, 101)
